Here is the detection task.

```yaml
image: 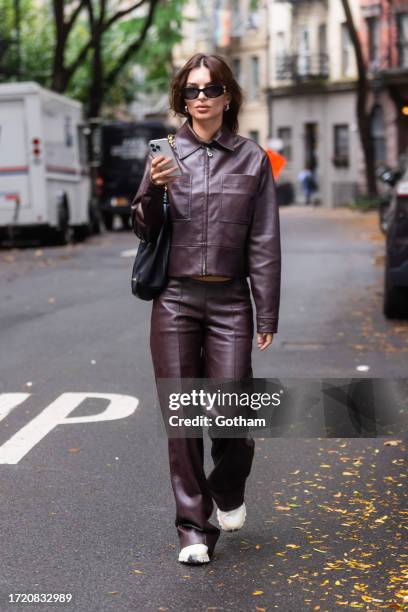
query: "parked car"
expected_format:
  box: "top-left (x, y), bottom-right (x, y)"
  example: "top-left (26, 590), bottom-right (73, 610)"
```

top-left (380, 164), bottom-right (408, 319)
top-left (88, 119), bottom-right (176, 230)
top-left (0, 81), bottom-right (99, 245)
top-left (376, 165), bottom-right (403, 234)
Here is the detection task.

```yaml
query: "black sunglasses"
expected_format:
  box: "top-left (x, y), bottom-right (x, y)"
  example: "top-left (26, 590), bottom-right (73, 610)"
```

top-left (182, 84), bottom-right (227, 100)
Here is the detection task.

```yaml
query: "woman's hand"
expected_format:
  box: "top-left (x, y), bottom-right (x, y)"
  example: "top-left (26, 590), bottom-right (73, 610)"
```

top-left (150, 154), bottom-right (179, 186)
top-left (257, 333), bottom-right (274, 351)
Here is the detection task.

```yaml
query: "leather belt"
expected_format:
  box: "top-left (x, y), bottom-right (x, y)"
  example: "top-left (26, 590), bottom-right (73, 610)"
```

top-left (190, 275), bottom-right (232, 282)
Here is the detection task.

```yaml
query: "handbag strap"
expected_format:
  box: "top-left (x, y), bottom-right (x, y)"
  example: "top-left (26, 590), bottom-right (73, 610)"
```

top-left (164, 134), bottom-right (176, 194)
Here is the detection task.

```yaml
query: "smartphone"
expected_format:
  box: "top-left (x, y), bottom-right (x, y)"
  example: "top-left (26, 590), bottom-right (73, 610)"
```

top-left (148, 138), bottom-right (183, 177)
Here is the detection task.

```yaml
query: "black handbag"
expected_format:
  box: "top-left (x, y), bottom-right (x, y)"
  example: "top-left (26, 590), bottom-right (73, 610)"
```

top-left (131, 188), bottom-right (171, 300)
top-left (131, 135), bottom-right (175, 300)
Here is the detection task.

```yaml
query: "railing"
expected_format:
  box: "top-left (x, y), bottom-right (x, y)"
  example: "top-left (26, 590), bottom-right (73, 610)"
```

top-left (276, 53), bottom-right (329, 81)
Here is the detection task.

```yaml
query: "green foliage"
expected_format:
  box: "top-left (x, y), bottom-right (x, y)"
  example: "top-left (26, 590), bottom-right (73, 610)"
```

top-left (0, 0), bottom-right (53, 82)
top-left (347, 194), bottom-right (383, 211)
top-left (0, 0), bottom-right (187, 114)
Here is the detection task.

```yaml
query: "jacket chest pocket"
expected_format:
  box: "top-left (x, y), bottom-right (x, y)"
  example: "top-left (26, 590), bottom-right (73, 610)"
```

top-left (168, 173), bottom-right (192, 220)
top-left (220, 174), bottom-right (257, 224)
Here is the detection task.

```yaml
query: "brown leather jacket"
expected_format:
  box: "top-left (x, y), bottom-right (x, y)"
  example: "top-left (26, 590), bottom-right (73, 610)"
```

top-left (131, 120), bottom-right (281, 334)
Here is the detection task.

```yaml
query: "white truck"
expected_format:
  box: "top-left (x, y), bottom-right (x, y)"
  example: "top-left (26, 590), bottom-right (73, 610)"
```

top-left (0, 81), bottom-right (100, 244)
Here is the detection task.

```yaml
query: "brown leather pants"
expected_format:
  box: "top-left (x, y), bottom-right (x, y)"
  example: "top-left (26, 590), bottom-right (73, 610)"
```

top-left (150, 276), bottom-right (255, 557)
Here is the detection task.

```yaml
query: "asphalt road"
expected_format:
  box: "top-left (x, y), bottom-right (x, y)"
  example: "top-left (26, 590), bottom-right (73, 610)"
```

top-left (0, 207), bottom-right (406, 612)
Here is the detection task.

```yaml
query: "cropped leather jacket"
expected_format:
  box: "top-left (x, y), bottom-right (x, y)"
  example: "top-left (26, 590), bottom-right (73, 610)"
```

top-left (131, 119), bottom-right (281, 334)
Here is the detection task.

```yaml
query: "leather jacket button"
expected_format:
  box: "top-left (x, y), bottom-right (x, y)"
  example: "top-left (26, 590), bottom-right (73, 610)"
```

top-left (220, 174), bottom-right (257, 224)
top-left (167, 173), bottom-right (192, 220)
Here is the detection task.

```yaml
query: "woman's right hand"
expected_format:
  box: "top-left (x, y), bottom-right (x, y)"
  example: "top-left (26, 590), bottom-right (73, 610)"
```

top-left (150, 155), bottom-right (179, 186)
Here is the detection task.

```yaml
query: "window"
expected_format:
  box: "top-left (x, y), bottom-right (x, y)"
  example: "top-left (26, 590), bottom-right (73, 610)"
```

top-left (297, 27), bottom-right (311, 76)
top-left (396, 13), bottom-right (408, 68)
top-left (249, 56), bottom-right (259, 101)
top-left (366, 16), bottom-right (380, 64)
top-left (77, 125), bottom-right (88, 166)
top-left (371, 105), bottom-right (386, 165)
top-left (341, 23), bottom-right (351, 76)
top-left (277, 127), bottom-right (292, 161)
top-left (318, 23), bottom-right (327, 55)
top-left (232, 57), bottom-right (241, 85)
top-left (249, 130), bottom-right (259, 144)
top-left (248, 0), bottom-right (260, 30)
top-left (231, 0), bottom-right (242, 36)
top-left (333, 124), bottom-right (350, 167)
top-left (275, 32), bottom-right (287, 80)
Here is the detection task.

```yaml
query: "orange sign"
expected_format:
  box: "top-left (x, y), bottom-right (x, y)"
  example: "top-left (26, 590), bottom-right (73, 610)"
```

top-left (265, 149), bottom-right (287, 180)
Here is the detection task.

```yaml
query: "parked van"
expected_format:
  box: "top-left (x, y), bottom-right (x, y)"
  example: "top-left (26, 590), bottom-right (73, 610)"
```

top-left (0, 81), bottom-right (100, 245)
top-left (88, 119), bottom-right (176, 230)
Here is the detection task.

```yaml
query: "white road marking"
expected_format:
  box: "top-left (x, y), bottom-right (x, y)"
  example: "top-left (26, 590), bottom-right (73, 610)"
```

top-left (356, 364), bottom-right (370, 372)
top-left (0, 393), bottom-right (31, 422)
top-left (0, 392), bottom-right (139, 464)
top-left (120, 248), bottom-right (138, 258)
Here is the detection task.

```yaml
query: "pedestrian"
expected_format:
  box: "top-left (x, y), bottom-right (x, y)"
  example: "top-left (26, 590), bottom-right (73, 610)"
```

top-left (131, 53), bottom-right (281, 565)
top-left (298, 166), bottom-right (318, 205)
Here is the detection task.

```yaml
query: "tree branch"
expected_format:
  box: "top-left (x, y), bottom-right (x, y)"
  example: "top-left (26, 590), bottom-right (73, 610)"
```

top-left (105, 0), bottom-right (161, 85)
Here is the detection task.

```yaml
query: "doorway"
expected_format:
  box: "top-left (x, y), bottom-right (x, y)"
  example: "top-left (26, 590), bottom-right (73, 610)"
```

top-left (304, 122), bottom-right (318, 171)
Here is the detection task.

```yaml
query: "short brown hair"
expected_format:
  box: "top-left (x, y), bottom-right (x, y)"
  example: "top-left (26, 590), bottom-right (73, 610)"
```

top-left (169, 53), bottom-right (243, 134)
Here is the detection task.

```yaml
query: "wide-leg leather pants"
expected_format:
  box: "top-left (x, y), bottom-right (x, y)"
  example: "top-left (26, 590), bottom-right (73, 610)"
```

top-left (150, 276), bottom-right (255, 557)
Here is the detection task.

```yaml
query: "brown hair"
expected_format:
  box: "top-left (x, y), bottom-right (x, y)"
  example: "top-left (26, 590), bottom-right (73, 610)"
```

top-left (169, 53), bottom-right (243, 134)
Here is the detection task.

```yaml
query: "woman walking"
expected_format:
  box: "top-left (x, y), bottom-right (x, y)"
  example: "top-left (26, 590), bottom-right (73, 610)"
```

top-left (131, 53), bottom-right (281, 565)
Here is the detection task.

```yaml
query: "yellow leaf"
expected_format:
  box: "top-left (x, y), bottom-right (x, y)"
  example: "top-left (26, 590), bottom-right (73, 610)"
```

top-left (313, 548), bottom-right (327, 553)
top-left (252, 590), bottom-right (264, 596)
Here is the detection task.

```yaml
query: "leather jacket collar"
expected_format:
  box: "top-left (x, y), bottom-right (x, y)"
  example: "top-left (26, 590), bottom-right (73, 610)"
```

top-left (175, 119), bottom-right (238, 159)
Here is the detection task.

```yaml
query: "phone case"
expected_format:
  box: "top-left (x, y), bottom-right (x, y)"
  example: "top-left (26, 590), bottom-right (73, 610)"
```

top-left (148, 138), bottom-right (182, 177)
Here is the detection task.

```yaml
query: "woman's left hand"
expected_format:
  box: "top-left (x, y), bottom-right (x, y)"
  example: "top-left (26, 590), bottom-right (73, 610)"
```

top-left (257, 333), bottom-right (274, 351)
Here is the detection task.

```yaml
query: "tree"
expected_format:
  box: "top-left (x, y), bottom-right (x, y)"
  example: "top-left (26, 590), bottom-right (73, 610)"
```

top-left (51, 0), bottom-right (186, 117)
top-left (340, 0), bottom-right (378, 195)
top-left (0, 0), bottom-right (186, 117)
top-left (85, 0), bottom-right (161, 117)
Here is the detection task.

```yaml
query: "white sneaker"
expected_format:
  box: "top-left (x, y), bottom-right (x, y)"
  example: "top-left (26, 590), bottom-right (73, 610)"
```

top-left (178, 543), bottom-right (210, 564)
top-left (216, 502), bottom-right (246, 531)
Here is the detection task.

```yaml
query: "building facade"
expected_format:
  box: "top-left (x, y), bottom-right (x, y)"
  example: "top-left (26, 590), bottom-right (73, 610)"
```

top-left (171, 0), bottom-right (365, 206)
top-left (359, 0), bottom-right (408, 169)
top-left (167, 0), bottom-right (408, 205)
top-left (172, 0), bottom-right (271, 145)
top-left (267, 0), bottom-right (366, 207)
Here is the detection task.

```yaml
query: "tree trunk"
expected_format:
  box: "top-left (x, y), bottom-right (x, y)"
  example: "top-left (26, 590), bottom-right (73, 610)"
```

top-left (340, 0), bottom-right (378, 195)
top-left (88, 30), bottom-right (103, 118)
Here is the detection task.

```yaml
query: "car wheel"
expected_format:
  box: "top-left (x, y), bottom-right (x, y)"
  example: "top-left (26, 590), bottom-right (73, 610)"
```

top-left (120, 214), bottom-right (131, 230)
top-left (102, 212), bottom-right (113, 231)
top-left (89, 201), bottom-right (102, 235)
